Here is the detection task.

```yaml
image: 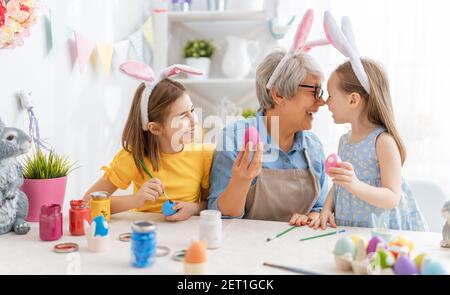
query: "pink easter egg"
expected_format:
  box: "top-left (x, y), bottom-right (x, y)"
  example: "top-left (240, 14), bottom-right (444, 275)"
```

top-left (325, 153), bottom-right (341, 175)
top-left (244, 126), bottom-right (260, 148)
top-left (367, 236), bottom-right (385, 254)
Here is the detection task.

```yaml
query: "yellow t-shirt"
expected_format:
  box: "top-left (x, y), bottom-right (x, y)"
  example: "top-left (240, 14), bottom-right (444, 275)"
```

top-left (101, 143), bottom-right (215, 213)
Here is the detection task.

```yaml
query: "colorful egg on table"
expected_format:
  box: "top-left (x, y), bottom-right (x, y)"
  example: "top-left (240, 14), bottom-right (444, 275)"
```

top-left (389, 236), bottom-right (413, 258)
top-left (184, 241), bottom-right (207, 275)
top-left (350, 235), bottom-right (367, 248)
top-left (244, 126), bottom-right (260, 148)
top-left (162, 200), bottom-right (177, 217)
top-left (421, 260), bottom-right (448, 275)
top-left (414, 253), bottom-right (428, 271)
top-left (325, 153), bottom-right (341, 175)
top-left (394, 256), bottom-right (419, 275)
top-left (367, 236), bottom-right (385, 254)
top-left (367, 250), bottom-right (395, 275)
top-left (334, 237), bottom-right (356, 271)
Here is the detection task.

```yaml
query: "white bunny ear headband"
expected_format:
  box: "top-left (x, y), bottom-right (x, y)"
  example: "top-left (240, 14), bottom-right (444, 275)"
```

top-left (323, 11), bottom-right (370, 94)
top-left (266, 9), bottom-right (329, 90)
top-left (119, 61), bottom-right (203, 131)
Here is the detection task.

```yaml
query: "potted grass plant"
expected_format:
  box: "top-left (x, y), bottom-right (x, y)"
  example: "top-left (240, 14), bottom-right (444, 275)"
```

top-left (21, 149), bottom-right (76, 222)
top-left (183, 39), bottom-right (215, 79)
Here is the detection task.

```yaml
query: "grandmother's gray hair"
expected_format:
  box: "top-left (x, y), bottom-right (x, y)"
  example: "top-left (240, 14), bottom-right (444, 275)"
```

top-left (255, 50), bottom-right (324, 111)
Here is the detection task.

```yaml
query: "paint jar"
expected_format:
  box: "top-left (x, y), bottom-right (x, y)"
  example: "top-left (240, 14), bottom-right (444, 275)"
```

top-left (199, 210), bottom-right (222, 249)
top-left (131, 221), bottom-right (157, 268)
top-left (69, 200), bottom-right (91, 236)
top-left (90, 191), bottom-right (110, 221)
top-left (39, 204), bottom-right (63, 241)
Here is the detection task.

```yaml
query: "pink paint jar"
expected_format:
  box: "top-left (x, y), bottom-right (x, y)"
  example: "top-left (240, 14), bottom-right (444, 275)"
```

top-left (39, 204), bottom-right (63, 241)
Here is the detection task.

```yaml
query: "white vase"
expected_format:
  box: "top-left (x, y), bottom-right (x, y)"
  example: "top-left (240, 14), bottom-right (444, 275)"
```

top-left (221, 36), bottom-right (259, 79)
top-left (185, 57), bottom-right (210, 79)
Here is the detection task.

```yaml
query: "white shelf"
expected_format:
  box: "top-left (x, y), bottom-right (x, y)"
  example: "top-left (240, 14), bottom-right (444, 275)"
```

top-left (168, 10), bottom-right (267, 22)
top-left (175, 78), bottom-right (254, 85)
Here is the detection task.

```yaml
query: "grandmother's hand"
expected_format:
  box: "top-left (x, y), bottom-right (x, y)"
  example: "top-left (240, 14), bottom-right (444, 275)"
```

top-left (230, 142), bottom-right (263, 184)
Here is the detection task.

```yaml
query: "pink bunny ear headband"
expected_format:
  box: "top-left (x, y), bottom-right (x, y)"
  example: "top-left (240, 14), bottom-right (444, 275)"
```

top-left (266, 9), bottom-right (329, 90)
top-left (323, 11), bottom-right (370, 94)
top-left (119, 61), bottom-right (203, 130)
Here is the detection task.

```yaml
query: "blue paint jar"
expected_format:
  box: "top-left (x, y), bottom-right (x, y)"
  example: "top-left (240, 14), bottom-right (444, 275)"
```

top-left (131, 221), bottom-right (156, 268)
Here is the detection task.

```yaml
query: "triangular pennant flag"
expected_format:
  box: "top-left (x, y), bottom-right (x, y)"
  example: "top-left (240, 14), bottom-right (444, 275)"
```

top-left (75, 32), bottom-right (95, 73)
top-left (49, 11), bottom-right (73, 52)
top-left (129, 31), bottom-right (144, 62)
top-left (43, 15), bottom-right (53, 53)
top-left (97, 43), bottom-right (114, 77)
top-left (113, 40), bottom-right (130, 67)
top-left (140, 16), bottom-right (154, 49)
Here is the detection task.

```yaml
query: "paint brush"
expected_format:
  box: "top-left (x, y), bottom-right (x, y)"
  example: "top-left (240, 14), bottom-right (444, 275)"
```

top-left (137, 158), bottom-right (171, 201)
top-left (266, 226), bottom-right (297, 242)
top-left (299, 229), bottom-right (346, 242)
top-left (263, 261), bottom-right (324, 275)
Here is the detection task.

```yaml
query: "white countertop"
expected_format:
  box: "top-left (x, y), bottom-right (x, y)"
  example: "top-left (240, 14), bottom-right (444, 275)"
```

top-left (0, 211), bottom-right (448, 275)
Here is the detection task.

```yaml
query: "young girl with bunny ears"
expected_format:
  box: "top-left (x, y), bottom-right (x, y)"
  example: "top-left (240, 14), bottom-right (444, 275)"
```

top-left (83, 62), bottom-right (215, 222)
top-left (311, 12), bottom-right (427, 231)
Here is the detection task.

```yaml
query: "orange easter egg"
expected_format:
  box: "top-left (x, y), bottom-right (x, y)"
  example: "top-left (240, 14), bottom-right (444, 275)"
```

top-left (185, 241), bottom-right (207, 263)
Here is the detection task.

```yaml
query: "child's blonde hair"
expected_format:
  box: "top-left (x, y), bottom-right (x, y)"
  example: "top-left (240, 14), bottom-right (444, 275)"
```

top-left (335, 58), bottom-right (407, 164)
top-left (122, 79), bottom-right (186, 173)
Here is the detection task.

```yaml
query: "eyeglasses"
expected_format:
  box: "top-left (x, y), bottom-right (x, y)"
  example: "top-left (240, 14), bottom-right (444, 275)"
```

top-left (299, 84), bottom-right (324, 100)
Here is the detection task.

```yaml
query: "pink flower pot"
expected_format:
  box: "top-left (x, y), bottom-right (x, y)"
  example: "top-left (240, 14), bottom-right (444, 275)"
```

top-left (22, 176), bottom-right (67, 222)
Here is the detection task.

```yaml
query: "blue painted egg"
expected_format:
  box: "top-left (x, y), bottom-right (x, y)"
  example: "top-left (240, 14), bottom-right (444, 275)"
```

top-left (421, 260), bottom-right (448, 275)
top-left (334, 237), bottom-right (356, 257)
top-left (162, 200), bottom-right (177, 216)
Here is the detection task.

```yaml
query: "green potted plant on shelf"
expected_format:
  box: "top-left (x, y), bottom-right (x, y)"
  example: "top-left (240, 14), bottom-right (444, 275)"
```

top-left (241, 107), bottom-right (257, 118)
top-left (21, 149), bottom-right (76, 222)
top-left (183, 39), bottom-right (215, 79)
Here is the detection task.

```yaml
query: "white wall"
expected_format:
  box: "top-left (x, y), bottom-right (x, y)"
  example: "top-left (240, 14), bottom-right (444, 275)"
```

top-left (1, 0), bottom-right (449, 216)
top-left (0, 0), bottom-right (154, 211)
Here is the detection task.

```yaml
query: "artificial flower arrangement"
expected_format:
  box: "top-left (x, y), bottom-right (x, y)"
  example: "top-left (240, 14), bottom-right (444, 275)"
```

top-left (0, 0), bottom-right (41, 49)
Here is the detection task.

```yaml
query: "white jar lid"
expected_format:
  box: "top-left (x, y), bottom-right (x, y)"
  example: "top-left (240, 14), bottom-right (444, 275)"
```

top-left (200, 209), bottom-right (221, 221)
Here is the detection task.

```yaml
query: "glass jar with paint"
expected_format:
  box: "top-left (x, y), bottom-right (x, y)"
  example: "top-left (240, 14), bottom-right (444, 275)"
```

top-left (69, 200), bottom-right (91, 236)
top-left (199, 209), bottom-right (222, 249)
top-left (39, 204), bottom-right (63, 241)
top-left (131, 220), bottom-right (156, 268)
top-left (90, 191), bottom-right (110, 221)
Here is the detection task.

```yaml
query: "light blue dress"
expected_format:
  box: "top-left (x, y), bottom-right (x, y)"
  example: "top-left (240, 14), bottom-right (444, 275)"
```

top-left (334, 127), bottom-right (428, 231)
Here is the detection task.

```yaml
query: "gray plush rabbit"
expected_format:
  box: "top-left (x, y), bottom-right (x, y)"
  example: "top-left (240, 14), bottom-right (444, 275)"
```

top-left (441, 201), bottom-right (450, 248)
top-left (0, 117), bottom-right (31, 234)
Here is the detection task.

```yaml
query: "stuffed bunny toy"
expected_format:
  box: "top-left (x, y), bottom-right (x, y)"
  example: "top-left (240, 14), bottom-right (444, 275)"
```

top-left (441, 201), bottom-right (450, 248)
top-left (0, 117), bottom-right (31, 235)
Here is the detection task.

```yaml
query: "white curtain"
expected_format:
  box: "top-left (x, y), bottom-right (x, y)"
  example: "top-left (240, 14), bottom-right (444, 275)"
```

top-left (277, 0), bottom-right (450, 196)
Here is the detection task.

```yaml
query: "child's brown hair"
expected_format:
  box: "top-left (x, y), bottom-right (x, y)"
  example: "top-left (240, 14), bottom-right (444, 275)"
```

top-left (335, 58), bottom-right (407, 164)
top-left (122, 79), bottom-right (186, 172)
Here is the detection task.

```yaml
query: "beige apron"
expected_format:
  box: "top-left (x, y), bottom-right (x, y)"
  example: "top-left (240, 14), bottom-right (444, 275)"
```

top-left (244, 148), bottom-right (321, 222)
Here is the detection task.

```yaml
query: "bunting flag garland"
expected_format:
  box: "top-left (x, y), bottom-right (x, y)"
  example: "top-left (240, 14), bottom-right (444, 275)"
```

top-left (128, 31), bottom-right (144, 62)
top-left (97, 43), bottom-right (113, 77)
top-left (43, 9), bottom-right (154, 76)
top-left (141, 16), bottom-right (154, 48)
top-left (75, 31), bottom-right (95, 73)
top-left (47, 12), bottom-right (73, 51)
top-left (113, 40), bottom-right (130, 66)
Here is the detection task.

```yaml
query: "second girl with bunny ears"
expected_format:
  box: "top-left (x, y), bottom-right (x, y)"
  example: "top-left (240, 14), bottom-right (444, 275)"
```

top-left (83, 62), bottom-right (214, 222)
top-left (312, 12), bottom-right (427, 231)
